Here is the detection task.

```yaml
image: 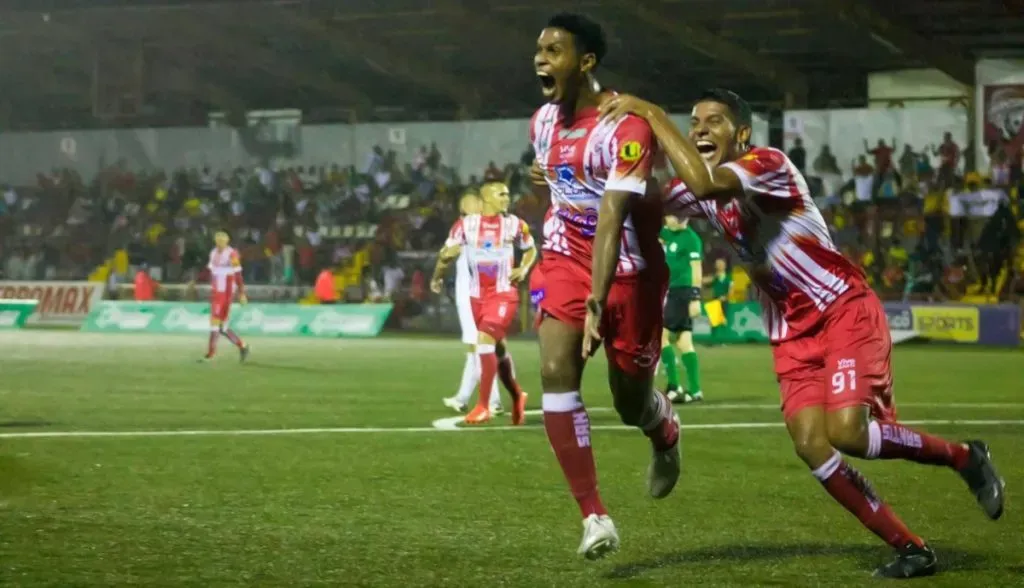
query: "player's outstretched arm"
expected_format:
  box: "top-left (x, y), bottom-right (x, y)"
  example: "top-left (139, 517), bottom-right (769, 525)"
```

top-left (599, 96), bottom-right (742, 202)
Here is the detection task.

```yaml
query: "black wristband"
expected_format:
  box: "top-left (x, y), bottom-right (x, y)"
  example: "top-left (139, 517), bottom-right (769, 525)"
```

top-left (688, 287), bottom-right (701, 299)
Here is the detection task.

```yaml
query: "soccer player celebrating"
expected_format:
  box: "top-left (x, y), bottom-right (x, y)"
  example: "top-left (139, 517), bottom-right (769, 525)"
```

top-left (599, 89), bottom-right (1005, 578)
top-left (202, 231), bottom-right (250, 362)
top-left (430, 181), bottom-right (534, 425)
top-left (659, 214), bottom-right (704, 403)
top-left (442, 192), bottom-right (503, 415)
top-left (531, 13), bottom-right (681, 560)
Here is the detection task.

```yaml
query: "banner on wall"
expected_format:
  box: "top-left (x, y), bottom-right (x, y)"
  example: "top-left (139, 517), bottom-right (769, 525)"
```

top-left (882, 303), bottom-right (1020, 347)
top-left (982, 85), bottom-right (1024, 164)
top-left (0, 281), bottom-right (105, 326)
top-left (81, 301), bottom-right (394, 338)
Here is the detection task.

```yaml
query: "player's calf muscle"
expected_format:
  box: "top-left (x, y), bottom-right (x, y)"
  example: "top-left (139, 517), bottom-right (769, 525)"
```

top-left (607, 364), bottom-right (654, 426)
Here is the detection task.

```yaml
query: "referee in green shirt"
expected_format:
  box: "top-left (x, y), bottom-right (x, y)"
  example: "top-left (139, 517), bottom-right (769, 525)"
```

top-left (659, 215), bottom-right (704, 403)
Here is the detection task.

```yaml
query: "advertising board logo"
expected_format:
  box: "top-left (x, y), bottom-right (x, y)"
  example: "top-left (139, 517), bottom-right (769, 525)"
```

top-left (911, 306), bottom-right (979, 343)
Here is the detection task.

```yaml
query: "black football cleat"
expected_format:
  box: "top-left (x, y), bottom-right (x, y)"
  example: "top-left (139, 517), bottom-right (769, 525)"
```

top-left (874, 542), bottom-right (937, 579)
top-left (239, 345), bottom-right (251, 363)
top-left (957, 440), bottom-right (1005, 520)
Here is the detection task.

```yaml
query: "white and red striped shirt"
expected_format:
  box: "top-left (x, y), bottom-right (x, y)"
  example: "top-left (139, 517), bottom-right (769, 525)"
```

top-left (530, 102), bottom-right (663, 277)
top-left (445, 214), bottom-right (534, 299)
top-left (665, 147), bottom-right (869, 342)
top-left (208, 246), bottom-right (242, 295)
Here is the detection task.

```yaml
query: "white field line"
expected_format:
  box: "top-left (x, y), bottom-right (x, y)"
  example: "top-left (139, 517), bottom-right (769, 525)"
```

top-left (3, 407), bottom-right (1024, 439)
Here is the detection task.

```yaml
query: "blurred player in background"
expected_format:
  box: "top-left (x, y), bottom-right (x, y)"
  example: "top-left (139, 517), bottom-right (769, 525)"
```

top-left (202, 231), bottom-right (250, 362)
top-left (431, 181), bottom-right (535, 425)
top-left (530, 13), bottom-right (680, 560)
top-left (600, 89), bottom-right (1005, 578)
top-left (659, 214), bottom-right (704, 403)
top-left (707, 258), bottom-right (733, 344)
top-left (442, 192), bottom-right (502, 415)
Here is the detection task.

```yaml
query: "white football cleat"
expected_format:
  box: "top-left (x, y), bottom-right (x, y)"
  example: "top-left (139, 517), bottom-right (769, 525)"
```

top-left (647, 413), bottom-right (682, 499)
top-left (577, 514), bottom-right (620, 560)
top-left (442, 396), bottom-right (468, 413)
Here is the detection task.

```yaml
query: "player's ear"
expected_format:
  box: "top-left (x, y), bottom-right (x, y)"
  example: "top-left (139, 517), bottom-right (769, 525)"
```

top-left (579, 52), bottom-right (596, 75)
top-left (737, 125), bottom-right (752, 148)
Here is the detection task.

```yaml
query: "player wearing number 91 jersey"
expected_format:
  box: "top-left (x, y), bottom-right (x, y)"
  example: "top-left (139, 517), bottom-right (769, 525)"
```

top-left (598, 88), bottom-right (1005, 579)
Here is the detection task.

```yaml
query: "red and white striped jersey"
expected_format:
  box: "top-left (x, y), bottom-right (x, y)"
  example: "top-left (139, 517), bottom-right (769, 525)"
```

top-left (208, 246), bottom-right (242, 295)
top-left (530, 102), bottom-right (663, 277)
top-left (445, 214), bottom-right (534, 298)
top-left (664, 147), bottom-right (869, 342)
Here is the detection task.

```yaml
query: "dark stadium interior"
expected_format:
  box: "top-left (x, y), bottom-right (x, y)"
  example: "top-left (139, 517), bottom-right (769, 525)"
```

top-left (1, 0), bottom-right (1021, 128)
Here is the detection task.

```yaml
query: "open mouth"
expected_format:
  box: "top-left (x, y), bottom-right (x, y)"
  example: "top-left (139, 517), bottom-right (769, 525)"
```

top-left (696, 140), bottom-right (717, 161)
top-left (537, 72), bottom-right (556, 97)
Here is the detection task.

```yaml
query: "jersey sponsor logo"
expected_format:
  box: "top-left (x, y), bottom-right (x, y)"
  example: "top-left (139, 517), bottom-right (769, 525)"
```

top-left (553, 163), bottom-right (593, 201)
top-left (619, 140), bottom-right (642, 162)
top-left (558, 128), bottom-right (588, 140)
top-left (476, 263), bottom-right (500, 278)
top-left (558, 144), bottom-right (576, 159)
top-left (555, 206), bottom-right (599, 237)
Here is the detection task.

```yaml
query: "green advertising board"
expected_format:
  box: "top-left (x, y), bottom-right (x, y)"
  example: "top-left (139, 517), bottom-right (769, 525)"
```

top-left (690, 302), bottom-right (769, 344)
top-left (81, 301), bottom-right (393, 338)
top-left (0, 299), bottom-right (39, 329)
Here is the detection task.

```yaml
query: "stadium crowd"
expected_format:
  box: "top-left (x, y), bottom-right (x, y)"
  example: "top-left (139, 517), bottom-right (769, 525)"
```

top-left (1, 127), bottom-right (1022, 306)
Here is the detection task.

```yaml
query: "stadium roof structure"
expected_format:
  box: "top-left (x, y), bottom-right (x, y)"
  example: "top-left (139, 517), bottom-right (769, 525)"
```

top-left (0, 0), bottom-right (1021, 129)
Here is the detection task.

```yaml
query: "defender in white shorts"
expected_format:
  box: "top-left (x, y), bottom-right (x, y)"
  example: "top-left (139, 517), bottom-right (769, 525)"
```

top-left (443, 194), bottom-right (501, 414)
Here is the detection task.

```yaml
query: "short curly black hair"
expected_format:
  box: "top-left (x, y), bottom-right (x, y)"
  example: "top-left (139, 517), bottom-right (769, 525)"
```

top-left (696, 88), bottom-right (752, 127)
top-left (546, 12), bottom-right (607, 67)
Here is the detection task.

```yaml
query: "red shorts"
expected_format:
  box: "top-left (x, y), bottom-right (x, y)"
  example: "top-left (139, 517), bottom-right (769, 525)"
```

top-left (471, 294), bottom-right (518, 340)
top-left (210, 293), bottom-right (232, 323)
top-left (539, 258), bottom-right (666, 377)
top-left (773, 292), bottom-right (896, 422)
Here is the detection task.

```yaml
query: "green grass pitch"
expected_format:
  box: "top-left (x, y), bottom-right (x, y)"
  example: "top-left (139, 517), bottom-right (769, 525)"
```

top-left (1, 331), bottom-right (1022, 587)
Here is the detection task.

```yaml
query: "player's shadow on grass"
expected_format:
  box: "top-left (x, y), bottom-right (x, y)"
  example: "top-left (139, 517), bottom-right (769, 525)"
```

top-left (242, 362), bottom-right (339, 375)
top-left (605, 543), bottom-right (988, 579)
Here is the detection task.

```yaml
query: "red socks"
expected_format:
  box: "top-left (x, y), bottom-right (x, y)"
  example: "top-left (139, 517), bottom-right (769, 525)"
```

top-left (223, 328), bottom-right (244, 349)
top-left (542, 391), bottom-right (607, 517)
top-left (207, 328), bottom-right (244, 358)
top-left (813, 451), bottom-right (923, 549)
top-left (866, 421), bottom-right (970, 469)
top-left (497, 354), bottom-right (523, 401)
top-left (640, 391), bottom-right (679, 452)
top-left (207, 330), bottom-right (219, 357)
top-left (476, 345), bottom-right (498, 410)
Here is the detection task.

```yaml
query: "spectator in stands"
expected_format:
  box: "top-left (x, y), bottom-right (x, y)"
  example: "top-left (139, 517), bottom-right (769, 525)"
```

top-left (484, 161), bottom-right (503, 182)
top-left (3, 247), bottom-right (27, 280)
top-left (976, 196), bottom-right (1019, 294)
top-left (134, 264), bottom-right (158, 301)
top-left (812, 144), bottom-right (842, 199)
top-left (314, 267), bottom-right (339, 304)
top-left (933, 132), bottom-right (960, 184)
top-left (866, 137), bottom-right (896, 178)
top-left (787, 137), bottom-right (806, 174)
top-left (851, 155), bottom-right (876, 244)
top-left (898, 144), bottom-right (919, 182)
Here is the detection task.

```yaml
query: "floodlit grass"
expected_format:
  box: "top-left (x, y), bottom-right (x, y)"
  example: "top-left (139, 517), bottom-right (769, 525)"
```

top-left (1, 331), bottom-right (1021, 587)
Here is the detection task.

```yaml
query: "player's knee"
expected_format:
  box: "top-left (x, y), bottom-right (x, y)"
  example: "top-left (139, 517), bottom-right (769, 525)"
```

top-left (825, 409), bottom-right (870, 457)
top-left (787, 419), bottom-right (834, 467)
top-left (540, 351), bottom-right (575, 390)
top-left (676, 332), bottom-right (694, 353)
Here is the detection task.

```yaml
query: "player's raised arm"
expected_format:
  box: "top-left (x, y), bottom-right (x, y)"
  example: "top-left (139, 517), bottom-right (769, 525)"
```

top-left (431, 219), bottom-right (465, 294)
top-left (584, 116), bottom-right (654, 356)
top-left (598, 93), bottom-right (747, 203)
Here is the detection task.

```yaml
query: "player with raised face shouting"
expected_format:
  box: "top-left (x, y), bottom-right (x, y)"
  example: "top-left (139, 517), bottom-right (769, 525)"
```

top-left (431, 181), bottom-right (535, 426)
top-left (600, 89), bottom-right (1005, 578)
top-left (531, 13), bottom-right (681, 560)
